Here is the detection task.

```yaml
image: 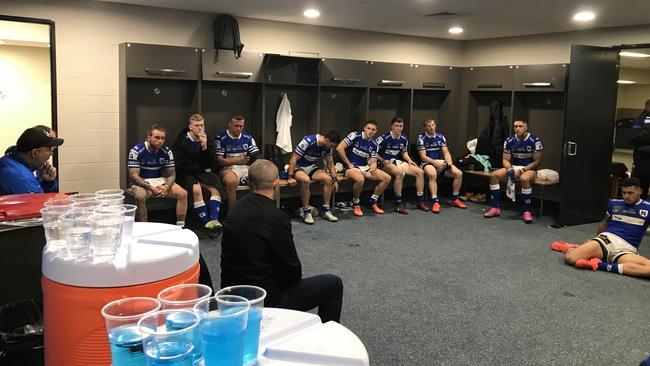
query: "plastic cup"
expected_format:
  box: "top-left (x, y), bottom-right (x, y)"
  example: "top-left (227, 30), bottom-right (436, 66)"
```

top-left (90, 206), bottom-right (125, 261)
top-left (73, 200), bottom-right (103, 213)
top-left (70, 193), bottom-right (98, 202)
top-left (95, 189), bottom-right (125, 197)
top-left (215, 286), bottom-right (266, 366)
top-left (43, 198), bottom-right (74, 208)
top-left (40, 206), bottom-right (73, 251)
top-left (61, 211), bottom-right (92, 260)
top-left (158, 284), bottom-right (213, 310)
top-left (194, 295), bottom-right (249, 366)
top-left (98, 195), bottom-right (125, 206)
top-left (101, 297), bottom-right (161, 366)
top-left (137, 309), bottom-right (200, 366)
top-left (120, 204), bottom-right (137, 245)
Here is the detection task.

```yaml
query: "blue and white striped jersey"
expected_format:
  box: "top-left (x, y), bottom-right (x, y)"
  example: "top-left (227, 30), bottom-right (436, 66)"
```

top-left (215, 130), bottom-right (259, 160)
top-left (503, 133), bottom-right (543, 166)
top-left (416, 132), bottom-right (447, 160)
top-left (294, 134), bottom-right (332, 167)
top-left (376, 132), bottom-right (408, 160)
top-left (343, 131), bottom-right (378, 167)
top-left (606, 199), bottom-right (650, 248)
top-left (128, 141), bottom-right (174, 179)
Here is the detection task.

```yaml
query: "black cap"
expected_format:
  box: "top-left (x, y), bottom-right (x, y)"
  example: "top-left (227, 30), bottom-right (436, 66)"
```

top-left (16, 127), bottom-right (64, 152)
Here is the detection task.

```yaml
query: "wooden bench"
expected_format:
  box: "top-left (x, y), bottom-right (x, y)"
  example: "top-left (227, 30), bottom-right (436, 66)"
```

top-left (462, 169), bottom-right (558, 216)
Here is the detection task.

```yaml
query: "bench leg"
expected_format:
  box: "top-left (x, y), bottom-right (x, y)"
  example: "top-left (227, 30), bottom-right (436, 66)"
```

top-left (538, 185), bottom-right (545, 218)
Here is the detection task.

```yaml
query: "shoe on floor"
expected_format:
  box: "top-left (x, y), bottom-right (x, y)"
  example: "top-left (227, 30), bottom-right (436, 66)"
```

top-left (523, 211), bottom-right (533, 223)
top-left (431, 202), bottom-right (441, 214)
top-left (460, 192), bottom-right (472, 201)
top-left (575, 257), bottom-right (602, 271)
top-left (353, 205), bottom-right (363, 217)
top-left (370, 203), bottom-right (384, 214)
top-left (322, 211), bottom-right (339, 222)
top-left (204, 219), bottom-right (222, 230)
top-left (394, 202), bottom-right (409, 214)
top-left (303, 212), bottom-right (314, 224)
top-left (551, 241), bottom-right (579, 253)
top-left (471, 193), bottom-right (486, 202)
top-left (484, 207), bottom-right (501, 218)
top-left (417, 201), bottom-right (430, 212)
top-left (451, 199), bottom-right (467, 209)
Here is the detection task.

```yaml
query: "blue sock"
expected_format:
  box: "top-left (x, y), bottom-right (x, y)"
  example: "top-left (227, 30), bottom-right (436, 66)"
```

top-left (521, 187), bottom-right (532, 212)
top-left (395, 195), bottom-right (402, 204)
top-left (452, 193), bottom-right (459, 201)
top-left (430, 196), bottom-right (439, 203)
top-left (416, 192), bottom-right (424, 202)
top-left (489, 184), bottom-right (500, 208)
top-left (597, 262), bottom-right (622, 274)
top-left (369, 194), bottom-right (379, 205)
top-left (194, 202), bottom-right (208, 224)
top-left (322, 205), bottom-right (330, 213)
top-left (208, 196), bottom-right (222, 221)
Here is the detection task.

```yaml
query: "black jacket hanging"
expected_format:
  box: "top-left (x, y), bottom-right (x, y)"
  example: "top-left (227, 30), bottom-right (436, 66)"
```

top-left (475, 98), bottom-right (509, 168)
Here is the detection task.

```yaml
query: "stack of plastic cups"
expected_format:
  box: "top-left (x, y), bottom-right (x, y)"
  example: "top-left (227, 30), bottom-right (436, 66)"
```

top-left (101, 297), bottom-right (161, 366)
top-left (43, 197), bottom-right (74, 209)
top-left (158, 284), bottom-right (212, 364)
top-left (40, 205), bottom-right (74, 252)
top-left (60, 211), bottom-right (93, 260)
top-left (96, 189), bottom-right (125, 206)
top-left (70, 193), bottom-right (99, 204)
top-left (193, 295), bottom-right (250, 366)
top-left (91, 205), bottom-right (126, 261)
top-left (137, 309), bottom-right (200, 366)
top-left (216, 286), bottom-right (267, 366)
top-left (120, 204), bottom-right (137, 246)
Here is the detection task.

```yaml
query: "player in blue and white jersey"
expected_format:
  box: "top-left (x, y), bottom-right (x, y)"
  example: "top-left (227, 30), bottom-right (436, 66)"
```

top-left (336, 120), bottom-right (391, 217)
top-left (127, 124), bottom-right (188, 226)
top-left (416, 118), bottom-right (466, 214)
top-left (551, 177), bottom-right (650, 278)
top-left (215, 114), bottom-right (260, 208)
top-left (484, 118), bottom-right (543, 223)
top-left (287, 131), bottom-right (341, 224)
top-left (376, 117), bottom-right (427, 214)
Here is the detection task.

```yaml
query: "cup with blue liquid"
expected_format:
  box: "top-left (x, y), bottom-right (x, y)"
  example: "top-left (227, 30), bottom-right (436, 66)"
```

top-left (215, 285), bottom-right (267, 366)
top-left (158, 284), bottom-right (212, 364)
top-left (101, 297), bottom-right (161, 366)
top-left (193, 295), bottom-right (250, 366)
top-left (137, 309), bottom-right (200, 366)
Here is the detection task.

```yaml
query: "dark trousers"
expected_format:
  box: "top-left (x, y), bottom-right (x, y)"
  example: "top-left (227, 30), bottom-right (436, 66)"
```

top-left (265, 274), bottom-right (343, 323)
top-left (632, 165), bottom-right (650, 200)
top-left (198, 254), bottom-right (214, 293)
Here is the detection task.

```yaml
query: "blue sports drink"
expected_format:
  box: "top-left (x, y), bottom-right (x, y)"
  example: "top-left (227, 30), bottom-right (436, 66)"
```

top-left (108, 324), bottom-right (150, 366)
top-left (165, 312), bottom-right (203, 364)
top-left (144, 339), bottom-right (194, 366)
top-left (242, 307), bottom-right (262, 365)
top-left (199, 315), bottom-right (245, 366)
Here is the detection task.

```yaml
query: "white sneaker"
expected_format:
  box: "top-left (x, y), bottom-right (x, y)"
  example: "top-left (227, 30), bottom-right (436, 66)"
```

top-left (303, 212), bottom-right (314, 225)
top-left (322, 211), bottom-right (338, 222)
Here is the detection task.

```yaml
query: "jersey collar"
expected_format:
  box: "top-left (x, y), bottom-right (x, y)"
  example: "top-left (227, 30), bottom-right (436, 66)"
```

top-left (424, 131), bottom-right (437, 138)
top-left (390, 131), bottom-right (401, 140)
top-left (226, 129), bottom-right (242, 140)
top-left (186, 131), bottom-right (197, 142)
top-left (144, 141), bottom-right (159, 153)
top-left (515, 132), bottom-right (531, 142)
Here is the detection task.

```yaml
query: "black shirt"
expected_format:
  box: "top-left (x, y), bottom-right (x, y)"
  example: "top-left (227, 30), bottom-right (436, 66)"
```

top-left (172, 128), bottom-right (216, 178)
top-left (220, 192), bottom-right (302, 294)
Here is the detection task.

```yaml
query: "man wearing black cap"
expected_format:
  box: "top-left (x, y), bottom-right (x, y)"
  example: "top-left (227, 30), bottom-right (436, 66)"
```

top-left (0, 127), bottom-right (64, 195)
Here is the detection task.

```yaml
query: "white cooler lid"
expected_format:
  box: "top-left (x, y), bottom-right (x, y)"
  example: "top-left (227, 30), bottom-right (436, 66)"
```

top-left (42, 222), bottom-right (199, 287)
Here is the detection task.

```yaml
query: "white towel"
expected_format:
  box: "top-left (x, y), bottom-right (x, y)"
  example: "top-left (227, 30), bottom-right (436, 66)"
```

top-left (275, 94), bottom-right (293, 153)
top-left (506, 177), bottom-right (516, 201)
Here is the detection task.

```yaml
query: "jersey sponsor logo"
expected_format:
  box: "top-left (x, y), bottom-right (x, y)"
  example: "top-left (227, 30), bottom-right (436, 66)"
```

top-left (352, 147), bottom-right (370, 158)
top-left (159, 158), bottom-right (166, 164)
top-left (243, 144), bottom-right (249, 150)
top-left (640, 209), bottom-right (648, 218)
top-left (129, 150), bottom-right (139, 161)
top-left (385, 149), bottom-right (400, 156)
top-left (526, 146), bottom-right (532, 152)
top-left (535, 141), bottom-right (543, 150)
top-left (612, 214), bottom-right (645, 226)
top-left (298, 140), bottom-right (309, 151)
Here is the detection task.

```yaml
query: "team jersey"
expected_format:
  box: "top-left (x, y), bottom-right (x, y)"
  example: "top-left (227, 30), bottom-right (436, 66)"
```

top-left (605, 199), bottom-right (650, 248)
top-left (128, 141), bottom-right (174, 179)
top-left (376, 132), bottom-right (408, 160)
top-left (343, 131), bottom-right (378, 167)
top-left (416, 132), bottom-right (447, 160)
top-left (503, 133), bottom-right (543, 166)
top-left (215, 130), bottom-right (259, 160)
top-left (294, 134), bottom-right (332, 167)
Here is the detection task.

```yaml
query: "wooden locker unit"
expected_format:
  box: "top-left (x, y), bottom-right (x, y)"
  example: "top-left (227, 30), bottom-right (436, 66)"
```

top-left (119, 43), bottom-right (201, 188)
top-left (201, 50), bottom-right (264, 146)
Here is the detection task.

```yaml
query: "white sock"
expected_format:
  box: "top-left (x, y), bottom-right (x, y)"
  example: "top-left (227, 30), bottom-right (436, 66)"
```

top-left (176, 221), bottom-right (185, 227)
top-left (352, 198), bottom-right (360, 204)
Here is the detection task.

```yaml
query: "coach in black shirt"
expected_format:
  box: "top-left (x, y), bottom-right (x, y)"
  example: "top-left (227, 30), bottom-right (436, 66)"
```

top-left (220, 159), bottom-right (343, 323)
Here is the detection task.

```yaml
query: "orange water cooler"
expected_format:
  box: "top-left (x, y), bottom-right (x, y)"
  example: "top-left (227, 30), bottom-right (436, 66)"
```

top-left (41, 222), bottom-right (201, 366)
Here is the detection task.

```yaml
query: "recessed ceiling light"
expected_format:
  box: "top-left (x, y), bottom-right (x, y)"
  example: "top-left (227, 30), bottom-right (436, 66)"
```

top-left (304, 9), bottom-right (320, 18)
top-left (573, 11), bottom-right (595, 22)
top-left (448, 27), bottom-right (463, 34)
top-left (619, 51), bottom-right (650, 58)
top-left (617, 80), bottom-right (636, 84)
